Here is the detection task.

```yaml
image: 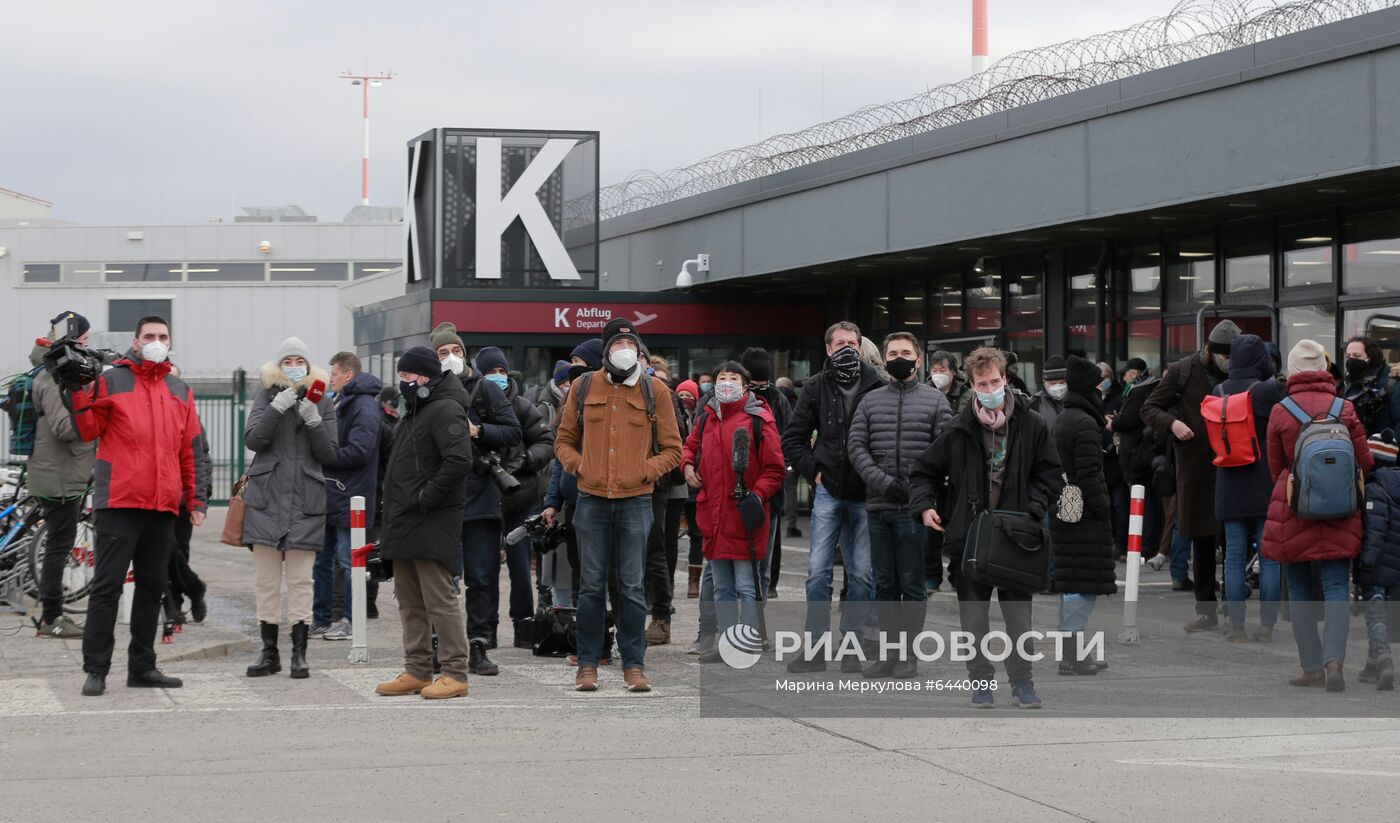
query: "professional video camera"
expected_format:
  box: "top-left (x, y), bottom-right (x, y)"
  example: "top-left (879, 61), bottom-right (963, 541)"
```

top-left (505, 512), bottom-right (567, 553)
top-left (474, 450), bottom-right (523, 494)
top-left (39, 315), bottom-right (119, 390)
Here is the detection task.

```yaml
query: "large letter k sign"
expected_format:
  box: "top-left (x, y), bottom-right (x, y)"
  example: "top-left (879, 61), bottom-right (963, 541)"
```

top-left (475, 137), bottom-right (581, 281)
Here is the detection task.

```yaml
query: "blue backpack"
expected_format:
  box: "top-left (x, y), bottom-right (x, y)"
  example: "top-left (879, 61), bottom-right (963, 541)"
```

top-left (1, 365), bottom-right (44, 456)
top-left (1280, 396), bottom-right (1361, 520)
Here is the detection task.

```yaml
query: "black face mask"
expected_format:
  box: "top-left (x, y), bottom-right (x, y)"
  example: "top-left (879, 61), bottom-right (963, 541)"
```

top-left (1346, 357), bottom-right (1369, 377)
top-left (885, 357), bottom-right (917, 381)
top-left (826, 346), bottom-right (862, 386)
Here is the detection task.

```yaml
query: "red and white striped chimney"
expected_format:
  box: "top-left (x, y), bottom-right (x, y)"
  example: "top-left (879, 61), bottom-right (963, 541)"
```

top-left (972, 0), bottom-right (989, 76)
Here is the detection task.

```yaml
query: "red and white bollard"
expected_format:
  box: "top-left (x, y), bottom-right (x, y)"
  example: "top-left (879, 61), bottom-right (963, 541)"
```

top-left (349, 495), bottom-right (369, 664)
top-left (118, 566), bottom-right (135, 625)
top-left (1119, 484), bottom-right (1146, 644)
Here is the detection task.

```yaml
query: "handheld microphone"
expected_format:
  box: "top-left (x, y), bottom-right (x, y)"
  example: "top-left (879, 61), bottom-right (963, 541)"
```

top-left (731, 426), bottom-right (751, 499)
top-left (302, 379), bottom-right (327, 404)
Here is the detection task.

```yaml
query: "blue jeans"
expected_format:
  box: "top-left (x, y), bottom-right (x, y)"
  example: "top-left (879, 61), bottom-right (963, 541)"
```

top-left (1284, 560), bottom-right (1351, 672)
top-left (867, 508), bottom-right (929, 651)
top-left (1222, 517), bottom-right (1279, 629)
top-left (710, 559), bottom-right (759, 635)
top-left (1058, 593), bottom-right (1098, 634)
top-left (1170, 529), bottom-right (1191, 583)
top-left (1365, 584), bottom-right (1400, 662)
top-left (573, 494), bottom-right (651, 670)
top-left (804, 485), bottom-right (874, 639)
top-left (313, 526), bottom-right (351, 627)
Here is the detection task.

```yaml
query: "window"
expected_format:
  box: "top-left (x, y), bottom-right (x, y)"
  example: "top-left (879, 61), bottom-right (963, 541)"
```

top-left (1117, 239), bottom-right (1161, 314)
top-left (964, 259), bottom-right (1002, 331)
top-left (897, 278), bottom-right (924, 330)
top-left (868, 284), bottom-right (891, 337)
top-left (186, 263), bottom-right (265, 282)
top-left (1343, 306), bottom-right (1400, 365)
top-left (1004, 253), bottom-right (1043, 330)
top-left (1222, 222), bottom-right (1271, 299)
top-left (1280, 304), bottom-right (1336, 363)
top-left (927, 269), bottom-right (963, 335)
top-left (1281, 218), bottom-right (1334, 289)
top-left (109, 299), bottom-right (173, 333)
top-left (269, 262), bottom-right (349, 282)
top-left (1066, 245), bottom-right (1101, 318)
top-left (1343, 210), bottom-right (1400, 294)
top-left (105, 263), bottom-right (181, 282)
top-left (1164, 234), bottom-right (1215, 312)
top-left (21, 263), bottom-right (59, 283)
top-left (354, 261), bottom-right (399, 279)
top-left (1128, 318), bottom-right (1161, 373)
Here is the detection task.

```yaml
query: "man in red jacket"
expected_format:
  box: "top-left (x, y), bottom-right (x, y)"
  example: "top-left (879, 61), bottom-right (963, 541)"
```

top-left (68, 315), bottom-right (206, 696)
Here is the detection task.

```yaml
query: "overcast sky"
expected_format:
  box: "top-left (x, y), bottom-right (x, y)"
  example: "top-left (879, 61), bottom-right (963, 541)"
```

top-left (3, 1), bottom-right (1181, 225)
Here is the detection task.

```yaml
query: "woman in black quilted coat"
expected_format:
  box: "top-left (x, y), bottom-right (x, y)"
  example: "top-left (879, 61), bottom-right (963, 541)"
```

top-left (1051, 356), bottom-right (1118, 675)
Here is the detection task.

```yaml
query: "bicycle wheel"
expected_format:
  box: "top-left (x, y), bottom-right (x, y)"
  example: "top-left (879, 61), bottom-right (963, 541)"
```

top-left (26, 515), bottom-right (96, 614)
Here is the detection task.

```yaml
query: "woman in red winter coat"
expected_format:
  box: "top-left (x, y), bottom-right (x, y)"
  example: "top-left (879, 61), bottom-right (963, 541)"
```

top-left (1263, 340), bottom-right (1374, 692)
top-left (682, 362), bottom-right (785, 655)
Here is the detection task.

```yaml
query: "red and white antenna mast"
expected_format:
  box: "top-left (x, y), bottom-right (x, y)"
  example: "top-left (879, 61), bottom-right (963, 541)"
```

top-left (339, 69), bottom-right (395, 206)
top-left (972, 0), bottom-right (990, 77)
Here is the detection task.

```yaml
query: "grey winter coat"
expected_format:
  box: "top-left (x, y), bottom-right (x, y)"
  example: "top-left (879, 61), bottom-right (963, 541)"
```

top-left (28, 369), bottom-right (97, 500)
top-left (848, 380), bottom-right (953, 511)
top-left (242, 363), bottom-right (339, 551)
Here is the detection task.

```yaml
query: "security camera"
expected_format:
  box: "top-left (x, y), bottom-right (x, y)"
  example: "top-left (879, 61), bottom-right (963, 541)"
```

top-left (259, 240), bottom-right (272, 254)
top-left (676, 254), bottom-right (709, 293)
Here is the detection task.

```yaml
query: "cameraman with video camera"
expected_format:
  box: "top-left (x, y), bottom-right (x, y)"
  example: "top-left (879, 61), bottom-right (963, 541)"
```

top-left (29, 312), bottom-right (99, 639)
top-left (431, 323), bottom-right (522, 677)
top-left (65, 315), bottom-right (206, 697)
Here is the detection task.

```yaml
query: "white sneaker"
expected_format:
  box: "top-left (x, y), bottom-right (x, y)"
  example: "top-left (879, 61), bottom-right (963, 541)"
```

top-left (323, 619), bottom-right (352, 641)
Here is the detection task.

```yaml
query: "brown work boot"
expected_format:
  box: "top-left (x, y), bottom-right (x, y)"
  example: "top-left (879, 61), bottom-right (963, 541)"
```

top-left (624, 667), bottom-right (652, 692)
top-left (646, 617), bottom-right (671, 646)
top-left (575, 666), bottom-right (599, 692)
top-left (375, 672), bottom-right (432, 696)
top-left (421, 675), bottom-right (469, 700)
top-left (1183, 614), bottom-right (1218, 633)
top-left (687, 565), bottom-right (702, 599)
top-left (1289, 670), bottom-right (1326, 688)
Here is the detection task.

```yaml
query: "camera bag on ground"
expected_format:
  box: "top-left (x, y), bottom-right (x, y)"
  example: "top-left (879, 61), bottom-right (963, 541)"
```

top-left (531, 604), bottom-right (577, 657)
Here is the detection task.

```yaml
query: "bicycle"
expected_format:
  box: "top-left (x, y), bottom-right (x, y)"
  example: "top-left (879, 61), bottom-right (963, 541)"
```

top-left (0, 476), bottom-right (44, 610)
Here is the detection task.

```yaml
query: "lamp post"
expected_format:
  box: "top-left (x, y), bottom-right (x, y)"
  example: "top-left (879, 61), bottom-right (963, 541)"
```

top-left (339, 70), bottom-right (395, 206)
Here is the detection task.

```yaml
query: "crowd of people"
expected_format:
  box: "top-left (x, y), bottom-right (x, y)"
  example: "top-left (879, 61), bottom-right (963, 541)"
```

top-left (14, 309), bottom-right (1400, 704)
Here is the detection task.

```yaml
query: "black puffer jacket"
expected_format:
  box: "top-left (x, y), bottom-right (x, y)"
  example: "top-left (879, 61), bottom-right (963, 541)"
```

top-left (380, 372), bottom-right (474, 571)
top-left (909, 391), bottom-right (1061, 563)
top-left (1112, 377), bottom-right (1164, 486)
top-left (1361, 467), bottom-right (1400, 587)
top-left (782, 363), bottom-right (886, 501)
top-left (501, 377), bottom-right (555, 519)
top-left (1050, 358), bottom-right (1117, 596)
top-left (848, 380), bottom-right (953, 511)
top-left (1212, 334), bottom-right (1284, 521)
top-left (457, 373), bottom-right (523, 522)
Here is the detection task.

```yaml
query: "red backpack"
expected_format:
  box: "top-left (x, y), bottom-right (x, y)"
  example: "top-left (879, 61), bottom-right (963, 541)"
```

top-left (1200, 381), bottom-right (1261, 468)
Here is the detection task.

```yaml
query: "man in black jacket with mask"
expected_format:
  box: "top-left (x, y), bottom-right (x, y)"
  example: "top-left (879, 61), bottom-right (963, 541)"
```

top-left (430, 322), bottom-right (522, 677)
top-left (782, 321), bottom-right (887, 673)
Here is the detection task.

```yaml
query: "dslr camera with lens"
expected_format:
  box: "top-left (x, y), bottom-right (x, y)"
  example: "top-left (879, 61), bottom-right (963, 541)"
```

top-left (474, 450), bottom-right (523, 494)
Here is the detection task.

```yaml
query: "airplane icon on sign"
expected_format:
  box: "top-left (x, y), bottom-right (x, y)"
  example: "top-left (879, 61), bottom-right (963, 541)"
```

top-left (632, 311), bottom-right (658, 326)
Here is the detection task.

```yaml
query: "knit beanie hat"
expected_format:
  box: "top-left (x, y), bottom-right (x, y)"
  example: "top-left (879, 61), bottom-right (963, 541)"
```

top-left (276, 336), bottom-right (312, 363)
top-left (51, 310), bottom-right (91, 338)
top-left (552, 360), bottom-right (573, 386)
top-left (1287, 339), bottom-right (1329, 376)
top-left (1369, 430), bottom-right (1399, 466)
top-left (377, 384), bottom-right (401, 404)
top-left (474, 346), bottom-right (509, 375)
top-left (397, 346), bottom-right (441, 379)
top-left (602, 317), bottom-right (640, 350)
top-left (739, 347), bottom-right (772, 383)
top-left (1208, 319), bottom-right (1242, 355)
top-left (1125, 357), bottom-right (1148, 373)
top-left (1043, 355), bottom-right (1067, 381)
top-left (676, 380), bottom-right (700, 398)
top-left (570, 338), bottom-right (604, 370)
top-left (430, 322), bottom-right (463, 352)
top-left (1066, 355), bottom-right (1102, 397)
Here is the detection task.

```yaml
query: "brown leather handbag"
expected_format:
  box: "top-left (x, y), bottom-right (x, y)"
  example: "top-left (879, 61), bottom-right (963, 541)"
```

top-left (220, 475), bottom-right (250, 547)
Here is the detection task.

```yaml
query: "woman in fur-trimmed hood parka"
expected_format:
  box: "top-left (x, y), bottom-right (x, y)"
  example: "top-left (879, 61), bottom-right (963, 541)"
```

top-left (241, 336), bottom-right (338, 680)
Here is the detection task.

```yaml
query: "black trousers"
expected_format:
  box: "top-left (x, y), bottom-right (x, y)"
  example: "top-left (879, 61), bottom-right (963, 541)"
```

top-left (644, 487), bottom-right (672, 620)
top-left (685, 500), bottom-right (703, 566)
top-left (925, 528), bottom-right (945, 587)
top-left (38, 497), bottom-right (82, 624)
top-left (83, 509), bottom-right (176, 676)
top-left (663, 496), bottom-right (684, 583)
top-left (462, 519), bottom-right (503, 642)
top-left (1193, 535), bottom-right (1219, 615)
top-left (954, 574), bottom-right (1034, 684)
top-left (166, 511), bottom-right (205, 613)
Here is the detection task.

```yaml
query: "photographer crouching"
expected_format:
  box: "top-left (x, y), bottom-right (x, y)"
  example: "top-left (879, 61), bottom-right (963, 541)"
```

top-left (61, 315), bottom-right (206, 697)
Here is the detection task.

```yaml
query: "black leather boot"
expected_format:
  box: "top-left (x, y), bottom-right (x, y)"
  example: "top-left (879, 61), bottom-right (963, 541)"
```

top-left (469, 640), bottom-right (499, 676)
top-left (246, 621), bottom-right (281, 677)
top-left (289, 621), bottom-right (310, 679)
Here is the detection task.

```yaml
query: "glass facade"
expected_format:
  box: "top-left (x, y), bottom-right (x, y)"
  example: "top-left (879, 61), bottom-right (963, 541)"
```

top-left (17, 260), bottom-right (393, 283)
top-left (108, 299), bottom-right (173, 333)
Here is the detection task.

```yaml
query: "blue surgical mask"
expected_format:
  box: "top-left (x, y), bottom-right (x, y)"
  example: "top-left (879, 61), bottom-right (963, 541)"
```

top-left (282, 366), bottom-right (307, 383)
top-left (485, 374), bottom-right (509, 392)
top-left (1099, 378), bottom-right (1112, 394)
top-left (977, 386), bottom-right (1007, 410)
top-left (700, 381), bottom-right (713, 394)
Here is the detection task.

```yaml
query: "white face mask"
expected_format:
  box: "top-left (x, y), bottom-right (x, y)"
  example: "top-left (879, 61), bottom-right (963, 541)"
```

top-left (441, 354), bottom-right (464, 375)
top-left (141, 341), bottom-right (169, 364)
top-left (1046, 383), bottom-right (1068, 400)
top-left (608, 348), bottom-right (638, 372)
top-left (931, 373), bottom-right (952, 391)
top-left (715, 381), bottom-right (744, 403)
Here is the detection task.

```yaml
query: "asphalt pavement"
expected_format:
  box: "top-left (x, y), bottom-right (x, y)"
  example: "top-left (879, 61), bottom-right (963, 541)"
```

top-left (2, 508), bottom-right (1399, 821)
